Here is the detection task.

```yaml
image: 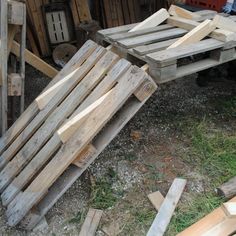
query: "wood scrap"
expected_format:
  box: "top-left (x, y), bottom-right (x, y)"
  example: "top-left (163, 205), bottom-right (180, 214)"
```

top-left (168, 5), bottom-right (201, 20)
top-left (148, 191), bottom-right (165, 211)
top-left (147, 178), bottom-right (187, 236)
top-left (168, 20), bottom-right (216, 49)
top-left (129, 8), bottom-right (169, 32)
top-left (178, 197), bottom-right (236, 236)
top-left (213, 14), bottom-right (236, 33)
top-left (79, 209), bottom-right (103, 236)
top-left (11, 41), bottom-right (58, 79)
top-left (217, 176), bottom-right (236, 199)
top-left (222, 203), bottom-right (236, 217)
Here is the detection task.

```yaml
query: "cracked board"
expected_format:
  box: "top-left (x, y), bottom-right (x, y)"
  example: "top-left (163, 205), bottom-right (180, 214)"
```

top-left (0, 40), bottom-right (157, 229)
top-left (97, 15), bottom-right (236, 84)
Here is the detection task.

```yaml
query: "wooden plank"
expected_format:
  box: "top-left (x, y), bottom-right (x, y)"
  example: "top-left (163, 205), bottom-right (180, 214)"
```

top-left (147, 178), bottom-right (187, 236)
top-left (108, 24), bottom-right (174, 42)
top-left (75, 0), bottom-right (92, 22)
top-left (1, 0), bottom-right (8, 133)
top-left (7, 73), bottom-right (22, 96)
top-left (0, 47), bottom-right (108, 192)
top-left (8, 0), bottom-right (25, 25)
top-left (70, 0), bottom-right (80, 28)
top-left (129, 9), bottom-right (169, 32)
top-left (6, 66), bottom-right (148, 226)
top-left (167, 16), bottom-right (236, 42)
top-left (178, 197), bottom-right (236, 236)
top-left (217, 176), bottom-right (236, 199)
top-left (148, 191), bottom-right (165, 211)
top-left (118, 28), bottom-right (187, 49)
top-left (222, 203), bottom-right (236, 217)
top-left (79, 209), bottom-right (103, 236)
top-left (146, 38), bottom-right (224, 66)
top-left (213, 15), bottom-right (236, 33)
top-left (133, 38), bottom-right (180, 56)
top-left (168, 20), bottom-right (216, 49)
top-left (11, 41), bottom-right (58, 79)
top-left (168, 4), bottom-right (201, 20)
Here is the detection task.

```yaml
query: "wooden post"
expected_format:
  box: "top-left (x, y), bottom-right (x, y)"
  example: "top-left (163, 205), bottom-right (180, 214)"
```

top-left (0, 0), bottom-right (9, 134)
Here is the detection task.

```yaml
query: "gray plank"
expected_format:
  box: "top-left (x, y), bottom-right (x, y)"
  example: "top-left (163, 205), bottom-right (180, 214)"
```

top-left (133, 38), bottom-right (180, 56)
top-left (146, 38), bottom-right (225, 66)
top-left (118, 28), bottom-right (187, 48)
top-left (108, 24), bottom-right (174, 41)
top-left (147, 178), bottom-right (187, 236)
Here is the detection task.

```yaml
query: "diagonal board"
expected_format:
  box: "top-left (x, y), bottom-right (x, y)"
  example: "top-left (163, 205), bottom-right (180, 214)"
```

top-left (1, 59), bottom-right (131, 206)
top-left (6, 66), bottom-right (149, 226)
top-left (0, 50), bottom-right (118, 193)
top-left (0, 40), bottom-right (97, 157)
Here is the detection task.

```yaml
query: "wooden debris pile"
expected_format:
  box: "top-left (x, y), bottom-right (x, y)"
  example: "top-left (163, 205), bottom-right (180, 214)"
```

top-left (0, 40), bottom-right (157, 230)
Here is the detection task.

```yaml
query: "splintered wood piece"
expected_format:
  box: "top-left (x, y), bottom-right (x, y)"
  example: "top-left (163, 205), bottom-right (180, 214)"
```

top-left (168, 5), bottom-right (201, 20)
top-left (167, 16), bottom-right (236, 42)
top-left (178, 197), bottom-right (236, 236)
top-left (148, 191), bottom-right (165, 211)
top-left (213, 15), bottom-right (236, 33)
top-left (147, 178), bottom-right (187, 236)
top-left (79, 209), bottom-right (103, 236)
top-left (222, 203), bottom-right (236, 217)
top-left (20, 75), bottom-right (157, 230)
top-left (0, 49), bottom-right (115, 193)
top-left (168, 20), bottom-right (216, 49)
top-left (6, 66), bottom-right (147, 227)
top-left (129, 8), bottom-right (169, 32)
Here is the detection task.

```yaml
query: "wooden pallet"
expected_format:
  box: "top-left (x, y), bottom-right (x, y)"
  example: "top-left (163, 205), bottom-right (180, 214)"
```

top-left (0, 40), bottom-right (157, 229)
top-left (97, 12), bottom-right (236, 84)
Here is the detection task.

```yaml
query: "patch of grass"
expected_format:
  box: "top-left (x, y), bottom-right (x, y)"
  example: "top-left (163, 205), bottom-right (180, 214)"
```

top-left (167, 120), bottom-right (236, 235)
top-left (215, 96), bottom-right (236, 117)
top-left (167, 193), bottom-right (223, 234)
top-left (89, 168), bottom-right (121, 210)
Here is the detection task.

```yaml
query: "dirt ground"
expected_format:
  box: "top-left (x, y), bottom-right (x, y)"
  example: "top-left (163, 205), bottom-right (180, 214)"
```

top-left (0, 64), bottom-right (235, 236)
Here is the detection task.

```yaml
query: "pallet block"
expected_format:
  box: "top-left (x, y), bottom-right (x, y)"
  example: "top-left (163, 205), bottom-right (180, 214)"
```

top-left (0, 40), bottom-right (157, 229)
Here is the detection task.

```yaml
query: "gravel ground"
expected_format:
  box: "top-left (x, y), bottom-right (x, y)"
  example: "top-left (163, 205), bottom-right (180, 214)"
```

top-left (0, 63), bottom-right (235, 235)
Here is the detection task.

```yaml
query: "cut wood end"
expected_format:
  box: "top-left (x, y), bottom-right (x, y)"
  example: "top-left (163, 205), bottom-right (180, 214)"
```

top-left (222, 202), bottom-right (236, 217)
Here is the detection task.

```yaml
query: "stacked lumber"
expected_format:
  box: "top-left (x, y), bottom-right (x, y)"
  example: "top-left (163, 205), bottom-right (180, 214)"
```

top-left (0, 40), bottom-right (157, 230)
top-left (92, 0), bottom-right (167, 29)
top-left (26, 0), bottom-right (92, 57)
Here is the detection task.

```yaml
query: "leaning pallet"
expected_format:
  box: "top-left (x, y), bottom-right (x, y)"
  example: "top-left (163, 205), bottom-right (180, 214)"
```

top-left (0, 40), bottom-right (157, 229)
top-left (97, 11), bottom-right (236, 84)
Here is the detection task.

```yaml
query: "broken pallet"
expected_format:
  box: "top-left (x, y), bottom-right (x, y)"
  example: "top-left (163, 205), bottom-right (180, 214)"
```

top-left (0, 40), bottom-right (157, 230)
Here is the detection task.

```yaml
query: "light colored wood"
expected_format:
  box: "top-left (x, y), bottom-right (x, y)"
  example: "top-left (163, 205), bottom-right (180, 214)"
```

top-left (168, 5), bottom-right (201, 20)
top-left (222, 203), bottom-right (236, 217)
top-left (178, 197), bottom-right (236, 236)
top-left (213, 15), bottom-right (236, 33)
top-left (79, 209), bottom-right (103, 236)
top-left (147, 178), bottom-right (187, 236)
top-left (11, 41), bottom-right (58, 79)
top-left (0, 46), bottom-right (106, 192)
top-left (75, 0), bottom-right (92, 22)
top-left (7, 73), bottom-right (22, 96)
top-left (6, 66), bottom-right (147, 226)
top-left (148, 191), bottom-right (165, 211)
top-left (168, 20), bottom-right (216, 49)
top-left (167, 16), bottom-right (236, 42)
top-left (8, 0), bottom-right (25, 25)
top-left (57, 90), bottom-right (112, 143)
top-left (1, 0), bottom-right (8, 133)
top-left (129, 8), bottom-right (169, 32)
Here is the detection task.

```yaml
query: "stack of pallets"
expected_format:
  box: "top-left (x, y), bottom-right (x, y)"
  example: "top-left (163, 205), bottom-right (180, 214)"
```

top-left (97, 11), bottom-right (236, 84)
top-left (0, 40), bottom-right (157, 230)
